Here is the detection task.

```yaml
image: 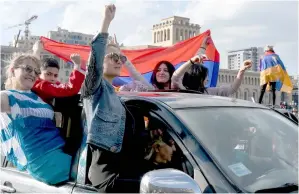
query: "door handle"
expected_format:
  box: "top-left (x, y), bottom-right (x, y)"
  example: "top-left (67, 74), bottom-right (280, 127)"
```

top-left (0, 181), bottom-right (16, 193)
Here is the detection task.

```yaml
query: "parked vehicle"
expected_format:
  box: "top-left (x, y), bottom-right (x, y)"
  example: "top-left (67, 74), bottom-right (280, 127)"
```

top-left (1, 91), bottom-right (298, 193)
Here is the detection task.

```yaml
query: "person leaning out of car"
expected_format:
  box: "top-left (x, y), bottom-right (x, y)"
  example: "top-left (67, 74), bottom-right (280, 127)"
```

top-left (171, 36), bottom-right (252, 97)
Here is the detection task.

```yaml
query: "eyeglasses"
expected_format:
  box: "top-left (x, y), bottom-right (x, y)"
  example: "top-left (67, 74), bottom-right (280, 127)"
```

top-left (19, 65), bottom-right (41, 76)
top-left (106, 53), bottom-right (127, 64)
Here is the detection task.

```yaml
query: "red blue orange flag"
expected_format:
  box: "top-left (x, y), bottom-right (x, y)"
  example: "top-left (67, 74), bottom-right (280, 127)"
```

top-left (40, 30), bottom-right (220, 87)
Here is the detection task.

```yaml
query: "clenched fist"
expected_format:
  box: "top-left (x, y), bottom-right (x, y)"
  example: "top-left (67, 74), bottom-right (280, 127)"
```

top-left (241, 60), bottom-right (252, 71)
top-left (104, 4), bottom-right (116, 23)
top-left (70, 53), bottom-right (81, 66)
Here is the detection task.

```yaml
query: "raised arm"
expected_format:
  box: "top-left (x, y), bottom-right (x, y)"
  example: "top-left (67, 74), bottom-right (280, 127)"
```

top-left (32, 54), bottom-right (85, 97)
top-left (32, 40), bottom-right (43, 60)
top-left (207, 60), bottom-right (252, 96)
top-left (171, 36), bottom-right (210, 89)
top-left (123, 60), bottom-right (154, 89)
top-left (81, 5), bottom-right (115, 98)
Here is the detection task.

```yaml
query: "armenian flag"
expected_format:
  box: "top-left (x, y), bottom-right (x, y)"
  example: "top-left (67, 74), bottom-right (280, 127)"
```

top-left (260, 52), bottom-right (293, 93)
top-left (40, 30), bottom-right (220, 87)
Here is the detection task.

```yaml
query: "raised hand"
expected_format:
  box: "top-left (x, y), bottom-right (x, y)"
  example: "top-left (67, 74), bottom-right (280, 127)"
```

top-left (70, 53), bottom-right (81, 66)
top-left (242, 59), bottom-right (252, 71)
top-left (104, 4), bottom-right (116, 23)
top-left (33, 40), bottom-right (43, 53)
top-left (108, 34), bottom-right (120, 48)
top-left (190, 54), bottom-right (207, 64)
top-left (201, 35), bottom-right (211, 47)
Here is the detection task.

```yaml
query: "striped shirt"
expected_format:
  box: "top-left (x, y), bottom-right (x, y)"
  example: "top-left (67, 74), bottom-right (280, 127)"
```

top-left (0, 90), bottom-right (65, 170)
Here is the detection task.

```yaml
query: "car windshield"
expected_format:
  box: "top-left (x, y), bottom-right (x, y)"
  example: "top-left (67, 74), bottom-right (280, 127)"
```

top-left (175, 107), bottom-right (298, 192)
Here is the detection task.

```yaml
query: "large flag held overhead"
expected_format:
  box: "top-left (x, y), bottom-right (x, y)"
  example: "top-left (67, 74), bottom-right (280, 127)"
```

top-left (40, 30), bottom-right (220, 87)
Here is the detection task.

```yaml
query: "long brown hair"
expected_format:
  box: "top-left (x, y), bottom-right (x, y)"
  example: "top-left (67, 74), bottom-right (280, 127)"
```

top-left (150, 61), bottom-right (175, 89)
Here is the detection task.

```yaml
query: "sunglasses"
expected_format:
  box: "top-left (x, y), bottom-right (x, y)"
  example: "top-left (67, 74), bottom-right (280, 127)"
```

top-left (19, 65), bottom-right (41, 76)
top-left (106, 53), bottom-right (127, 64)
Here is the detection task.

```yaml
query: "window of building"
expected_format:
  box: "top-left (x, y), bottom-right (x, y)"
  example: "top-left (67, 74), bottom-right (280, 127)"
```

top-left (244, 91), bottom-right (248, 100)
top-left (185, 29), bottom-right (188, 39)
top-left (167, 29), bottom-right (170, 40)
top-left (164, 29), bottom-right (167, 41)
top-left (161, 30), bottom-right (163, 42)
top-left (157, 31), bottom-right (160, 42)
top-left (180, 29), bottom-right (184, 41)
top-left (176, 28), bottom-right (179, 41)
top-left (154, 32), bottom-right (156, 43)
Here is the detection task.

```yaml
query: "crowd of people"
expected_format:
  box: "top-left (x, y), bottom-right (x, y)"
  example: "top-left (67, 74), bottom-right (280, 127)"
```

top-left (0, 3), bottom-right (292, 193)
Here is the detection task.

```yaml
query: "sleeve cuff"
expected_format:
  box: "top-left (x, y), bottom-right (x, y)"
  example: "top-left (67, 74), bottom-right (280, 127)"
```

top-left (91, 32), bottom-right (109, 44)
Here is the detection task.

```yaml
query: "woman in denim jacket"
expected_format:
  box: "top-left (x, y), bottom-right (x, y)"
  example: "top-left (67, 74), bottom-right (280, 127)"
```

top-left (80, 4), bottom-right (128, 192)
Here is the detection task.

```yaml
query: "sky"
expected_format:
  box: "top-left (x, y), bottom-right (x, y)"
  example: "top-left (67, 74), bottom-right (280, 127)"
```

top-left (0, 0), bottom-right (298, 75)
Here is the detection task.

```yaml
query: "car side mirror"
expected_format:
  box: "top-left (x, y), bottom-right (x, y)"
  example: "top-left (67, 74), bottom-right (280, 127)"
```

top-left (140, 169), bottom-right (202, 193)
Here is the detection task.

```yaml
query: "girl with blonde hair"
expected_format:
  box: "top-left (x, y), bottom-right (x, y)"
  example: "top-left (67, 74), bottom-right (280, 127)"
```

top-left (0, 53), bottom-right (71, 185)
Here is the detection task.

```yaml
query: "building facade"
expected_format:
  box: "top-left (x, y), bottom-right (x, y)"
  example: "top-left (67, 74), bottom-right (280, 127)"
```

top-left (228, 47), bottom-right (264, 71)
top-left (152, 16), bottom-right (200, 47)
top-left (47, 27), bottom-right (94, 45)
top-left (10, 35), bottom-right (40, 50)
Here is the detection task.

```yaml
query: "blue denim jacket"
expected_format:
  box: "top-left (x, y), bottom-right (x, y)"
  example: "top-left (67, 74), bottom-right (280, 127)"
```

top-left (81, 33), bottom-right (126, 153)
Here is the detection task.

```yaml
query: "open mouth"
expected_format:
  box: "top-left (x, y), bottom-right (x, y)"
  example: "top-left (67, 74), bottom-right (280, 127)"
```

top-left (25, 77), bottom-right (34, 82)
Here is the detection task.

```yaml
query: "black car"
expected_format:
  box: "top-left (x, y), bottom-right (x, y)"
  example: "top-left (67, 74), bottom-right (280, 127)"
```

top-left (1, 92), bottom-right (298, 193)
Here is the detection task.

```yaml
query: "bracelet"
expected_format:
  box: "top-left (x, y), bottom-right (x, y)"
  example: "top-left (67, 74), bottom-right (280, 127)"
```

top-left (200, 47), bottom-right (207, 50)
top-left (190, 59), bottom-right (195, 65)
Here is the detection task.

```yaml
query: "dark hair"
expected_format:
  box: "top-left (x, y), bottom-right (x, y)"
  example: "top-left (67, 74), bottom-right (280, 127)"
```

top-left (41, 58), bottom-right (60, 70)
top-left (150, 61), bottom-right (175, 89)
top-left (182, 64), bottom-right (208, 93)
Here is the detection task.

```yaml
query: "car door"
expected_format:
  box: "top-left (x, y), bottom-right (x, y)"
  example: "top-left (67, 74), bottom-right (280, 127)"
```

top-left (0, 161), bottom-right (74, 193)
top-left (123, 99), bottom-right (214, 192)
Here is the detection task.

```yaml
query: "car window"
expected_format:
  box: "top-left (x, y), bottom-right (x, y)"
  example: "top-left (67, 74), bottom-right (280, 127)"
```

top-left (127, 106), bottom-right (194, 177)
top-left (175, 107), bottom-right (298, 193)
top-left (290, 114), bottom-right (298, 123)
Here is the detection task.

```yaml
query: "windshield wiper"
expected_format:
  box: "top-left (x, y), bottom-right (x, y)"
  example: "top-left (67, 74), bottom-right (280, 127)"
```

top-left (255, 183), bottom-right (298, 193)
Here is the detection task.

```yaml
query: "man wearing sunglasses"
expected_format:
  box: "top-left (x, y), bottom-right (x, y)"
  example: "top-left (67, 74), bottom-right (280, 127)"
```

top-left (32, 41), bottom-right (85, 104)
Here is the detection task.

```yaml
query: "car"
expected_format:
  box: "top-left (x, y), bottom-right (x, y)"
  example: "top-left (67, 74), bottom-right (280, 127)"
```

top-left (1, 91), bottom-right (298, 193)
top-left (274, 108), bottom-right (298, 124)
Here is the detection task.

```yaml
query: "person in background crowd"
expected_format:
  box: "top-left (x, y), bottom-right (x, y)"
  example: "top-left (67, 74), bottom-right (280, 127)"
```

top-left (32, 41), bottom-right (85, 104)
top-left (258, 45), bottom-right (278, 105)
top-left (172, 36), bottom-right (252, 96)
top-left (258, 45), bottom-right (293, 105)
top-left (0, 53), bottom-right (71, 185)
top-left (81, 4), bottom-right (134, 192)
top-left (292, 108), bottom-right (298, 117)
